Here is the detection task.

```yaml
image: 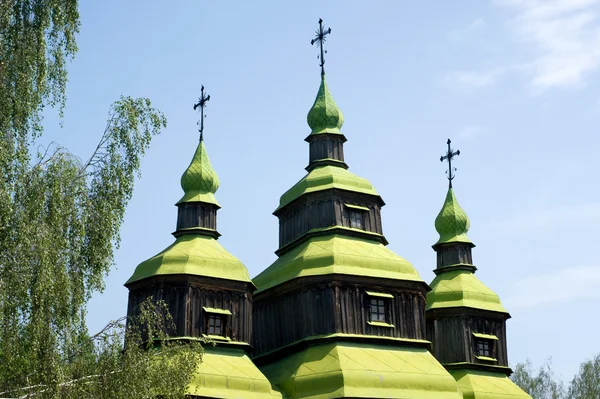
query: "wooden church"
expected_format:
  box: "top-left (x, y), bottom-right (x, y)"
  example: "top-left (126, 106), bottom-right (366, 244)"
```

top-left (124, 19), bottom-right (532, 399)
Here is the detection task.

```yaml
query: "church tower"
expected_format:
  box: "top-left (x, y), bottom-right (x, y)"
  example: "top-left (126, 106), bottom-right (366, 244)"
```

top-left (251, 19), bottom-right (463, 399)
top-left (124, 87), bottom-right (282, 398)
top-left (426, 140), bottom-right (531, 399)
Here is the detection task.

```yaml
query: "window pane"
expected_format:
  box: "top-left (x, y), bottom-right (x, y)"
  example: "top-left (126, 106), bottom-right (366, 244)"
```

top-left (369, 297), bottom-right (389, 323)
top-left (349, 210), bottom-right (364, 229)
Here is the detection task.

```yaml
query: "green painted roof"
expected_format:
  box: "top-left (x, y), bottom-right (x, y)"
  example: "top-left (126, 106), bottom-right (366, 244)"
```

top-left (277, 165), bottom-right (379, 211)
top-left (188, 346), bottom-right (283, 398)
top-left (450, 369), bottom-right (532, 399)
top-left (435, 188), bottom-right (472, 245)
top-left (306, 74), bottom-right (344, 136)
top-left (126, 234), bottom-right (252, 285)
top-left (253, 234), bottom-right (422, 293)
top-left (259, 341), bottom-right (463, 399)
top-left (177, 139), bottom-right (220, 206)
top-left (426, 269), bottom-right (508, 313)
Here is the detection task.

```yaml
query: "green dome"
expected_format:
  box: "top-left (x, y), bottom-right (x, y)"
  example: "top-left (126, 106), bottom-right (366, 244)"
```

top-left (426, 269), bottom-right (508, 314)
top-left (434, 188), bottom-right (472, 245)
top-left (253, 233), bottom-right (422, 293)
top-left (125, 234), bottom-right (253, 285)
top-left (177, 139), bottom-right (220, 206)
top-left (307, 74), bottom-right (344, 135)
top-left (276, 165), bottom-right (379, 211)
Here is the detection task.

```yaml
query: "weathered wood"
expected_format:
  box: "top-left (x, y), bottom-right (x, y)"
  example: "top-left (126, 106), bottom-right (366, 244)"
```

top-left (127, 275), bottom-right (254, 345)
top-left (435, 244), bottom-right (473, 268)
top-left (426, 308), bottom-right (509, 367)
top-left (253, 275), bottom-right (428, 356)
top-left (308, 134), bottom-right (346, 165)
top-left (176, 203), bottom-right (218, 231)
top-left (277, 190), bottom-right (384, 249)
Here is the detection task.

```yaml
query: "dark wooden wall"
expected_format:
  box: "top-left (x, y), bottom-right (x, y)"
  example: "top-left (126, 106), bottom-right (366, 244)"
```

top-left (309, 135), bottom-right (345, 164)
top-left (127, 276), bottom-right (253, 344)
top-left (435, 244), bottom-right (473, 268)
top-left (176, 203), bottom-right (218, 231)
top-left (253, 277), bottom-right (427, 356)
top-left (426, 310), bottom-right (508, 367)
top-left (277, 190), bottom-right (383, 249)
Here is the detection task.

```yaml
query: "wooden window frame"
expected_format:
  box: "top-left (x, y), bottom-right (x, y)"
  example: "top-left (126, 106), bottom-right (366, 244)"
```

top-left (474, 337), bottom-right (497, 361)
top-left (365, 292), bottom-right (395, 328)
top-left (206, 313), bottom-right (224, 336)
top-left (344, 204), bottom-right (369, 230)
top-left (202, 307), bottom-right (231, 339)
top-left (369, 297), bottom-right (387, 322)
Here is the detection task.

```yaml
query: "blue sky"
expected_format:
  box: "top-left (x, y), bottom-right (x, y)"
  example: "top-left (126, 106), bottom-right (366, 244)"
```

top-left (41, 0), bottom-right (598, 382)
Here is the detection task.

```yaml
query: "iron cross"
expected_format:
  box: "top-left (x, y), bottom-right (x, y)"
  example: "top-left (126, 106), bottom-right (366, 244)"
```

top-left (440, 138), bottom-right (460, 188)
top-left (311, 18), bottom-right (332, 76)
top-left (193, 85), bottom-right (211, 141)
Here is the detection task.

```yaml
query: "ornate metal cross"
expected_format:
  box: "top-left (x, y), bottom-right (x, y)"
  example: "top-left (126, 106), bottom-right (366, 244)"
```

top-left (311, 18), bottom-right (332, 76)
top-left (440, 138), bottom-right (460, 188)
top-left (193, 85), bottom-right (211, 141)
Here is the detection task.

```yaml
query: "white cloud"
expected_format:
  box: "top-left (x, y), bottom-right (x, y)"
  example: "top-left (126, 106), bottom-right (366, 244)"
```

top-left (458, 125), bottom-right (486, 140)
top-left (498, 202), bottom-right (600, 232)
top-left (504, 265), bottom-right (600, 308)
top-left (448, 1), bottom-right (600, 91)
top-left (498, 0), bottom-right (600, 89)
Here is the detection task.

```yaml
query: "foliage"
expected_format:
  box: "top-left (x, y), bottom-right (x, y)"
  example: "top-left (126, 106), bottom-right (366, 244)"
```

top-left (511, 359), bottom-right (566, 399)
top-left (512, 355), bottom-right (600, 399)
top-left (0, 299), bottom-right (202, 398)
top-left (568, 354), bottom-right (600, 399)
top-left (0, 1), bottom-right (201, 397)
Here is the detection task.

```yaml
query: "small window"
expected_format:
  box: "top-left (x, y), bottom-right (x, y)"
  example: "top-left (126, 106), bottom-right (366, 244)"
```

top-left (370, 298), bottom-right (387, 322)
top-left (349, 210), bottom-right (364, 229)
top-left (203, 307), bottom-right (231, 337)
top-left (476, 339), bottom-right (493, 357)
top-left (207, 314), bottom-right (223, 336)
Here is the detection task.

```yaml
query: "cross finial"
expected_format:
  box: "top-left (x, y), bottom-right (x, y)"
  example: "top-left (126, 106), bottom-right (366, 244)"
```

top-left (311, 18), bottom-right (332, 76)
top-left (193, 85), bottom-right (211, 141)
top-left (440, 138), bottom-right (460, 188)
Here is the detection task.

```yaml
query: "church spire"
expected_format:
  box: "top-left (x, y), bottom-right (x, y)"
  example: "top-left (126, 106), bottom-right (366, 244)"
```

top-left (177, 86), bottom-right (220, 207)
top-left (434, 139), bottom-right (472, 246)
top-left (193, 85), bottom-right (211, 141)
top-left (307, 19), bottom-right (344, 136)
top-left (311, 18), bottom-right (331, 76)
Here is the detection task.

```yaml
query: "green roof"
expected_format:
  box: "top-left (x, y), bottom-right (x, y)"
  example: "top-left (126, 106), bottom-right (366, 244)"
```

top-left (450, 369), bottom-right (532, 399)
top-left (188, 346), bottom-right (283, 398)
top-left (306, 74), bottom-right (344, 136)
top-left (426, 269), bottom-right (508, 313)
top-left (177, 139), bottom-right (220, 206)
top-left (435, 188), bottom-right (472, 245)
top-left (259, 341), bottom-right (463, 399)
top-left (253, 234), bottom-right (422, 293)
top-left (126, 234), bottom-right (252, 285)
top-left (277, 165), bottom-right (379, 211)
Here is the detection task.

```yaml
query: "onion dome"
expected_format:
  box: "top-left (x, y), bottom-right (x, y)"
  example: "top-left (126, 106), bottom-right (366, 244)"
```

top-left (177, 139), bottom-right (220, 206)
top-left (434, 188), bottom-right (472, 246)
top-left (307, 74), bottom-right (344, 135)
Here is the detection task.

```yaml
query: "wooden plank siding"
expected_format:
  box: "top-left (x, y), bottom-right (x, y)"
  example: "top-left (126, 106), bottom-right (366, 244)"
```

top-left (426, 309), bottom-right (509, 367)
top-left (435, 244), bottom-right (473, 268)
top-left (308, 135), bottom-right (345, 164)
top-left (127, 276), bottom-right (253, 344)
top-left (176, 203), bottom-right (218, 231)
top-left (253, 276), bottom-right (427, 356)
top-left (277, 190), bottom-right (384, 249)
